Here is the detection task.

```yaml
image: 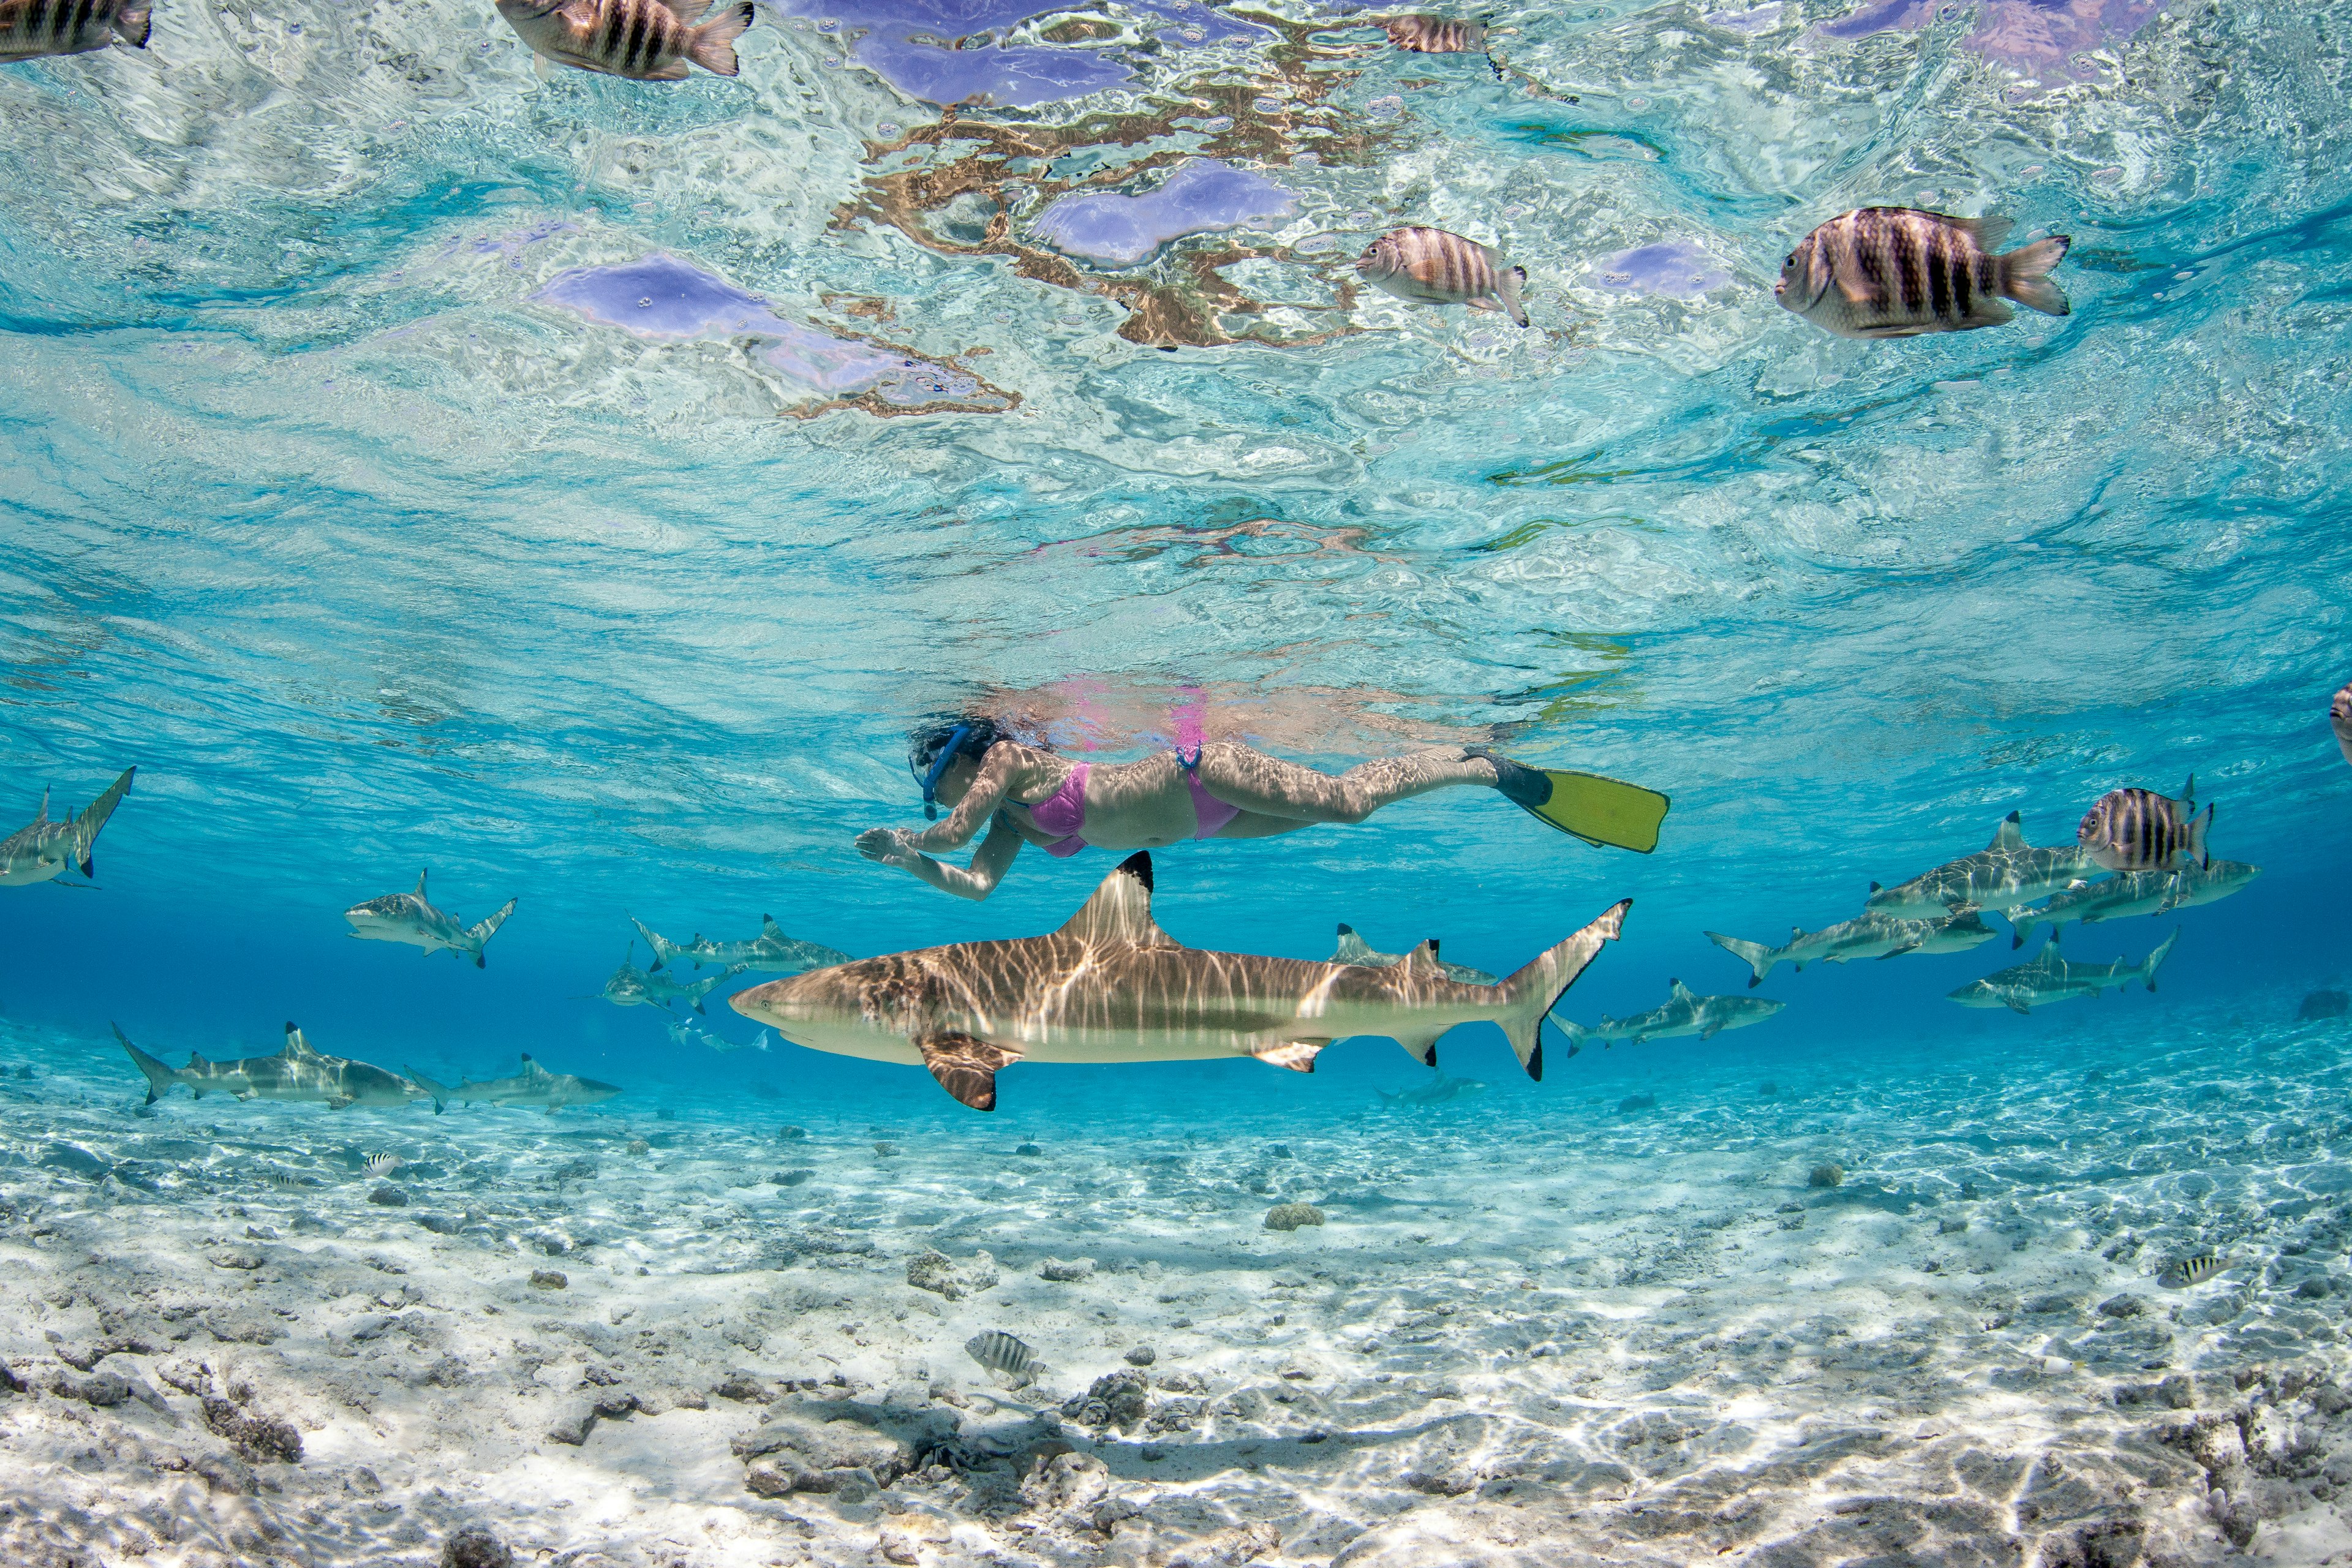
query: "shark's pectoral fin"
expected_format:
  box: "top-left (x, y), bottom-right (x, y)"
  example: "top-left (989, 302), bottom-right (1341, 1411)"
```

top-left (1392, 1029), bottom-right (1443, 1068)
top-left (327, 1096), bottom-right (354, 1110)
top-left (1877, 942), bottom-right (1921, 960)
top-left (2005, 999), bottom-right (2030, 1016)
top-left (1249, 1039), bottom-right (1327, 1074)
top-left (917, 1032), bottom-right (1022, 1112)
top-left (1700, 1024), bottom-right (1722, 1041)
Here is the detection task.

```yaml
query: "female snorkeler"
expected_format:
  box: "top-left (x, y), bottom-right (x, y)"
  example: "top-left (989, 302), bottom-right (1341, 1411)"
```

top-left (854, 717), bottom-right (1668, 901)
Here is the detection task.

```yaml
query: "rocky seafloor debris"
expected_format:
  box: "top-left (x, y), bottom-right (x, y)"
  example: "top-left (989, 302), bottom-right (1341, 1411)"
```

top-left (4, 1005), bottom-right (2352, 1565)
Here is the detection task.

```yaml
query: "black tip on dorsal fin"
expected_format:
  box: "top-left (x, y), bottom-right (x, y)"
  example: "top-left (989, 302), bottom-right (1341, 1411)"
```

top-left (1117, 850), bottom-right (1153, 892)
top-left (1336, 922), bottom-right (1353, 936)
top-left (1428, 938), bottom-right (1441, 958)
top-left (1869, 881), bottom-right (1881, 892)
top-left (284, 1020), bottom-right (297, 1035)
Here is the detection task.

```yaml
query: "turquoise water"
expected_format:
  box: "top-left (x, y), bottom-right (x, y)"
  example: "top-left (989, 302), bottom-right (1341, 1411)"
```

top-left (4, 0), bottom-right (2352, 1561)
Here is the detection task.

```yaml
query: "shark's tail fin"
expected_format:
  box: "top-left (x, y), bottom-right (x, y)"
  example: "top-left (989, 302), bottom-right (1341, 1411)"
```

top-left (469, 899), bottom-right (518, 968)
top-left (2184, 803), bottom-right (2213, 872)
top-left (113, 1022), bottom-right (180, 1106)
top-left (70, 766), bottom-right (134, 878)
top-left (404, 1066), bottom-right (451, 1114)
top-left (2140, 928), bottom-right (2181, 992)
top-left (1498, 899), bottom-right (1629, 1081)
top-left (1705, 930), bottom-right (1776, 988)
top-left (631, 916), bottom-right (677, 971)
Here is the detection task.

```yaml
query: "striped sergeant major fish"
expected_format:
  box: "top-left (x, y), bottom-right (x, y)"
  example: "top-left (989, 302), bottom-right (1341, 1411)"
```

top-left (2077, 775), bottom-right (2211, 873)
top-left (1776, 208), bottom-right (2070, 339)
top-left (733, 851), bottom-right (1627, 1111)
top-left (495, 0), bottom-right (753, 80)
top-left (2331, 680), bottom-right (2351, 767)
top-left (1384, 15), bottom-right (1486, 52)
top-left (1, 766), bottom-right (134, 888)
top-left (0, 0), bottom-right (151, 62)
top-left (1356, 226), bottom-right (1529, 328)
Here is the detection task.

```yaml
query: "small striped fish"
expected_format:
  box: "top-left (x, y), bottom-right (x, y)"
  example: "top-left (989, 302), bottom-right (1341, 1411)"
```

top-left (2078, 776), bottom-right (2211, 873)
top-left (965, 1329), bottom-right (1041, 1387)
top-left (1385, 15), bottom-right (1485, 53)
top-left (1356, 226), bottom-right (1528, 327)
top-left (494, 0), bottom-right (753, 80)
top-left (1776, 208), bottom-right (2070, 339)
top-left (365, 1153), bottom-right (405, 1177)
top-left (2162, 1252), bottom-right (2224, 1287)
top-left (2331, 681), bottom-right (2351, 768)
top-left (0, 0), bottom-right (151, 62)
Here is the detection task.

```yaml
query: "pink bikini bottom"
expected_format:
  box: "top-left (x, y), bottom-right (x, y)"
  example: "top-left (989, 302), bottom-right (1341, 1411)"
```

top-left (1025, 755), bottom-right (1240, 859)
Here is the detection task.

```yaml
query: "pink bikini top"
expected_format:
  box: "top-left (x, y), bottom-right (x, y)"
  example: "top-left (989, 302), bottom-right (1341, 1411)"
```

top-left (1015, 754), bottom-right (1238, 858)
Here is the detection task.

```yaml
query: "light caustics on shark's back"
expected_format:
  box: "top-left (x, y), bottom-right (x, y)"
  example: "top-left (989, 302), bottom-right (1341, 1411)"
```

top-left (0, 765), bottom-right (134, 888)
top-left (344, 869), bottom-right (516, 968)
top-left (731, 851), bottom-right (1628, 1111)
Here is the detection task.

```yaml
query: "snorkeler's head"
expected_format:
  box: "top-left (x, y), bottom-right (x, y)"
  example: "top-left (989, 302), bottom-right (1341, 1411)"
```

top-left (908, 717), bottom-right (1003, 817)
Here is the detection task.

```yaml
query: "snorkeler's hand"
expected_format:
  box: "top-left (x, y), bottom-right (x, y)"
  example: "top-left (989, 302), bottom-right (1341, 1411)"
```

top-left (855, 827), bottom-right (922, 869)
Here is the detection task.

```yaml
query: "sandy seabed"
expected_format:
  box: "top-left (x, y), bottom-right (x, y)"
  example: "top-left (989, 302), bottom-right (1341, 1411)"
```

top-left (7, 1011), bottom-right (2352, 1568)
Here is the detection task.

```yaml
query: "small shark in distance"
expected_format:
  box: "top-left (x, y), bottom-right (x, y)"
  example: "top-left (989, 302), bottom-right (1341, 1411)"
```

top-left (403, 1054), bottom-right (621, 1114)
top-left (1948, 930), bottom-right (2178, 1014)
top-left (345, 870), bottom-right (516, 968)
top-left (631, 914), bottom-right (848, 974)
top-left (1864, 813), bottom-right (2098, 921)
top-left (731, 851), bottom-right (1628, 1111)
top-left (666, 1016), bottom-right (771, 1054)
top-left (1333, 924), bottom-right (1498, 985)
top-left (1, 766), bottom-right (135, 888)
top-left (1706, 910), bottom-right (1997, 987)
top-left (599, 945), bottom-right (741, 1013)
top-left (1561, 979), bottom-right (1785, 1047)
top-left (117, 1021), bottom-right (437, 1110)
top-left (2154, 858), bottom-right (2261, 915)
top-left (1376, 1071), bottom-right (1488, 1107)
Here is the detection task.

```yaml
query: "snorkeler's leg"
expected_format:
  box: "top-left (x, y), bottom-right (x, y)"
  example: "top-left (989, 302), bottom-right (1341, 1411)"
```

top-left (1193, 742), bottom-right (1498, 825)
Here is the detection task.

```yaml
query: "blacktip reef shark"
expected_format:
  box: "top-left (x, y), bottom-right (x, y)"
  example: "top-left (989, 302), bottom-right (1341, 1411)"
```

top-left (667, 1015), bottom-right (772, 1054)
top-left (345, 869), bottom-right (517, 968)
top-left (1948, 930), bottom-right (2178, 1014)
top-left (631, 913), bottom-right (848, 974)
top-left (2007, 859), bottom-right (2261, 949)
top-left (1706, 910), bottom-right (1997, 987)
top-left (1, 766), bottom-right (134, 888)
top-left (1376, 1071), bottom-right (1488, 1107)
top-left (1560, 978), bottom-right (1785, 1047)
top-left (403, 1055), bottom-right (621, 1112)
top-left (1333, 923), bottom-right (1498, 986)
top-left (598, 944), bottom-right (742, 1012)
top-left (731, 851), bottom-right (1628, 1111)
top-left (117, 1022), bottom-right (439, 1110)
top-left (1863, 813), bottom-right (2098, 921)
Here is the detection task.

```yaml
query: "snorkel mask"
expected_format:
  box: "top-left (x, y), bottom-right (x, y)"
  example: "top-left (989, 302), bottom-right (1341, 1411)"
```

top-left (919, 725), bottom-right (971, 820)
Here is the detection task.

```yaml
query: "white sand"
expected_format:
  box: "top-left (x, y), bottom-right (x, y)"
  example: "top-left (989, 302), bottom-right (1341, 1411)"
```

top-left (6, 1008), bottom-right (2352, 1566)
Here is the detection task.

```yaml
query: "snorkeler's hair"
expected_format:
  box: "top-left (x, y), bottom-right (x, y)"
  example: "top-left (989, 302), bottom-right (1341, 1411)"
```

top-left (908, 716), bottom-right (1008, 779)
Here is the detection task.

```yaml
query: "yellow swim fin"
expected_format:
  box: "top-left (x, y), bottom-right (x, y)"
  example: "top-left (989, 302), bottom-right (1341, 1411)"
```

top-left (1468, 748), bottom-right (1670, 853)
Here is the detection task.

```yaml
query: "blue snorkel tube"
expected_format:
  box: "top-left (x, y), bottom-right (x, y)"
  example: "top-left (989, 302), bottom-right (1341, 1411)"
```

top-left (921, 725), bottom-right (972, 820)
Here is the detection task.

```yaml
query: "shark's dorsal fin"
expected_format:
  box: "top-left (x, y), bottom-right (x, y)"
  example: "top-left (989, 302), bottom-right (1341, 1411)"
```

top-left (1668, 977), bottom-right (1693, 1000)
top-left (762, 914), bottom-right (787, 938)
top-left (1401, 940), bottom-right (1444, 978)
top-left (521, 1054), bottom-right (546, 1077)
top-left (415, 868), bottom-right (428, 897)
top-left (1333, 924), bottom-right (1376, 964)
top-left (1988, 812), bottom-right (2026, 851)
top-left (34, 787), bottom-right (49, 823)
top-left (1056, 853), bottom-right (1175, 948)
top-left (2030, 943), bottom-right (2065, 971)
top-left (282, 1022), bottom-right (317, 1058)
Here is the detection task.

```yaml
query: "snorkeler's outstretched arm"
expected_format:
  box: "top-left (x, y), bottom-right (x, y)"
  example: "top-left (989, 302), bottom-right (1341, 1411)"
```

top-left (856, 813), bottom-right (1025, 902)
top-left (909, 744), bottom-right (1025, 852)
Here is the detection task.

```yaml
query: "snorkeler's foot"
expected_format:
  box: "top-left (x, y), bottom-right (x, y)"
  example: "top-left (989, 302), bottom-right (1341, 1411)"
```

top-left (1464, 745), bottom-right (1551, 809)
